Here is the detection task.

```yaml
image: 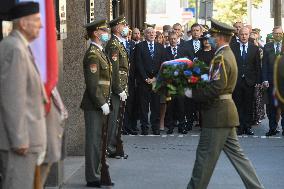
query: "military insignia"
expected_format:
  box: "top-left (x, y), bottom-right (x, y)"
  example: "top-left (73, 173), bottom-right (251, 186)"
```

top-left (112, 53), bottom-right (118, 61)
top-left (90, 64), bottom-right (97, 73)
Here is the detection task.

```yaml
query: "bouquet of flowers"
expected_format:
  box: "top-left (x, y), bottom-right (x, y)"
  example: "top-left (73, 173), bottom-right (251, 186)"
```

top-left (153, 58), bottom-right (209, 98)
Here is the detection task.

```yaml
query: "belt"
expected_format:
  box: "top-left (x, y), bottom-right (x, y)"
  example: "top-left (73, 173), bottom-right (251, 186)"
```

top-left (119, 70), bottom-right (127, 75)
top-left (98, 80), bottom-right (110, 85)
top-left (219, 94), bottom-right (232, 100)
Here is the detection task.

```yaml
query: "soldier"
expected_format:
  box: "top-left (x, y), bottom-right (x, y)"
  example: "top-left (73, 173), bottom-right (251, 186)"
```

top-left (274, 55), bottom-right (284, 136)
top-left (80, 19), bottom-right (112, 188)
top-left (184, 19), bottom-right (264, 189)
top-left (105, 16), bottom-right (129, 158)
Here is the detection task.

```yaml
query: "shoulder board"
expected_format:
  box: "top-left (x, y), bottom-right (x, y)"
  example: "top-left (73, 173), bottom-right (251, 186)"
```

top-left (213, 54), bottom-right (224, 64)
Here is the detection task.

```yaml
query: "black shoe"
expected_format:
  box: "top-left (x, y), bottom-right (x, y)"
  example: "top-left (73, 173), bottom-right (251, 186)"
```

top-left (86, 181), bottom-right (101, 187)
top-left (237, 128), bottom-right (244, 135)
top-left (141, 130), bottom-right (148, 135)
top-left (166, 128), bottom-right (174, 134)
top-left (245, 128), bottom-right (254, 135)
top-left (122, 130), bottom-right (129, 135)
top-left (101, 182), bottom-right (115, 187)
top-left (185, 122), bottom-right (193, 131)
top-left (127, 129), bottom-right (138, 135)
top-left (152, 130), bottom-right (160, 135)
top-left (265, 129), bottom-right (278, 136)
top-left (132, 126), bottom-right (139, 131)
top-left (178, 127), bottom-right (188, 134)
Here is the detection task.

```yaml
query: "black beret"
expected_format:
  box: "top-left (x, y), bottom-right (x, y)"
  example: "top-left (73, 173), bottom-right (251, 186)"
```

top-left (209, 18), bottom-right (235, 36)
top-left (109, 16), bottom-right (127, 28)
top-left (10, 1), bottom-right (39, 19)
top-left (84, 19), bottom-right (109, 32)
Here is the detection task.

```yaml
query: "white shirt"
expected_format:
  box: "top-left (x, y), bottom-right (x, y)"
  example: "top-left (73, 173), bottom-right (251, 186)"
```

top-left (274, 41), bottom-right (282, 53)
top-left (239, 42), bottom-right (248, 54)
top-left (91, 41), bottom-right (103, 51)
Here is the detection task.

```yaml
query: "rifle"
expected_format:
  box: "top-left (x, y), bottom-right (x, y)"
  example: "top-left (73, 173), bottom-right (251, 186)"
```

top-left (100, 114), bottom-right (112, 186)
top-left (115, 100), bottom-right (127, 158)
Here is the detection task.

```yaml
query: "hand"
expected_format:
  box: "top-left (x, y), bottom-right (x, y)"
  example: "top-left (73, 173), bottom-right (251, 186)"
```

top-left (263, 81), bottom-right (269, 88)
top-left (101, 103), bottom-right (110, 115)
top-left (184, 88), bottom-right (192, 98)
top-left (145, 78), bottom-right (151, 84)
top-left (13, 145), bottom-right (29, 156)
top-left (119, 91), bottom-right (127, 101)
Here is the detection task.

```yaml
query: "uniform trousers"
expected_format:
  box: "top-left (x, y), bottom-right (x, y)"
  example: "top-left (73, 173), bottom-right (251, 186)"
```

top-left (84, 110), bottom-right (103, 183)
top-left (187, 127), bottom-right (264, 189)
top-left (0, 150), bottom-right (37, 189)
top-left (107, 94), bottom-right (120, 154)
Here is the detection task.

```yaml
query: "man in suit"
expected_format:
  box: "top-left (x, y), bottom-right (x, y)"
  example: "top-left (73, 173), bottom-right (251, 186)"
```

top-left (164, 31), bottom-right (188, 134)
top-left (172, 23), bottom-right (186, 47)
top-left (80, 19), bottom-right (112, 187)
top-left (185, 19), bottom-right (264, 189)
top-left (231, 27), bottom-right (261, 135)
top-left (230, 21), bottom-right (243, 46)
top-left (132, 28), bottom-right (141, 44)
top-left (135, 27), bottom-right (165, 135)
top-left (262, 26), bottom-right (284, 136)
top-left (0, 2), bottom-right (47, 189)
top-left (185, 23), bottom-right (202, 58)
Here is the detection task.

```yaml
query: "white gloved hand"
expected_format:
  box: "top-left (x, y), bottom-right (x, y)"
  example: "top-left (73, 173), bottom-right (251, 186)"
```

top-left (101, 103), bottom-right (110, 115)
top-left (263, 81), bottom-right (269, 88)
top-left (37, 150), bottom-right (46, 165)
top-left (119, 91), bottom-right (127, 101)
top-left (184, 88), bottom-right (192, 98)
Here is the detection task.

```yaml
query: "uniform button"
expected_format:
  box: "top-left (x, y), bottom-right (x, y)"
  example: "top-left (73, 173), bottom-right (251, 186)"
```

top-left (58, 134), bottom-right (62, 138)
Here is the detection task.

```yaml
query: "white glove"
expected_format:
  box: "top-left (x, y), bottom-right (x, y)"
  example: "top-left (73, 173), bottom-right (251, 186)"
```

top-left (119, 91), bottom-right (127, 101)
top-left (184, 88), bottom-right (192, 98)
top-left (37, 150), bottom-right (46, 165)
top-left (263, 81), bottom-right (269, 88)
top-left (101, 103), bottom-right (110, 115)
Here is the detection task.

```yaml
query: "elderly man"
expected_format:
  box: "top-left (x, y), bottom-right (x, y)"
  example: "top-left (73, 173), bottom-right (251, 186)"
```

top-left (185, 19), bottom-right (264, 189)
top-left (135, 27), bottom-right (165, 135)
top-left (0, 2), bottom-right (47, 189)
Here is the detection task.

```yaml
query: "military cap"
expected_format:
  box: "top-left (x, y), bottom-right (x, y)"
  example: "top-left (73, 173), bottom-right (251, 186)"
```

top-left (109, 16), bottom-right (127, 28)
top-left (10, 1), bottom-right (39, 19)
top-left (144, 22), bottom-right (156, 29)
top-left (84, 19), bottom-right (109, 32)
top-left (252, 28), bottom-right (261, 34)
top-left (209, 18), bottom-right (235, 36)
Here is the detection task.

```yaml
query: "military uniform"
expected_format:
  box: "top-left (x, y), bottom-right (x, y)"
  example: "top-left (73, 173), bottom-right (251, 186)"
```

top-left (105, 16), bottom-right (129, 156)
top-left (274, 55), bottom-right (284, 135)
top-left (186, 19), bottom-right (264, 189)
top-left (80, 19), bottom-right (112, 185)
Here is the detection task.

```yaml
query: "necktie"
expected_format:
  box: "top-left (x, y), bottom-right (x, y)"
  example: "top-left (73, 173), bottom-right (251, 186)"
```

top-left (242, 44), bottom-right (246, 62)
top-left (172, 47), bottom-right (177, 58)
top-left (193, 40), bottom-right (199, 53)
top-left (149, 42), bottom-right (154, 58)
top-left (276, 42), bottom-right (281, 54)
top-left (125, 41), bottom-right (130, 55)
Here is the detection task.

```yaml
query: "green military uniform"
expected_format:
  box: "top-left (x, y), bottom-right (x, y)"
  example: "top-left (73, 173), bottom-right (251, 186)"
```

top-left (80, 19), bottom-right (112, 184)
top-left (187, 19), bottom-right (264, 189)
top-left (274, 55), bottom-right (284, 110)
top-left (105, 16), bottom-right (129, 156)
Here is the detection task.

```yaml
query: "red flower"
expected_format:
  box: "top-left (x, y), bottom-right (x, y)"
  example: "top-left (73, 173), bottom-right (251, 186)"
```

top-left (189, 76), bottom-right (199, 84)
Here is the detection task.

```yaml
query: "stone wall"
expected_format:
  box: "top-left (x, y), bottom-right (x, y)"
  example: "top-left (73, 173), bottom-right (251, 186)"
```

top-left (63, 0), bottom-right (111, 156)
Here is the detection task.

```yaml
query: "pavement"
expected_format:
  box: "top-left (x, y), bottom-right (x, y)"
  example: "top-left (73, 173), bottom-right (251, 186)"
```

top-left (59, 118), bottom-right (284, 189)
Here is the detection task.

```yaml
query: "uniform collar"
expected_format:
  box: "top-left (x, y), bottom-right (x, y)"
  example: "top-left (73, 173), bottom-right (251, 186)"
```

top-left (91, 41), bottom-right (103, 51)
top-left (215, 44), bottom-right (229, 55)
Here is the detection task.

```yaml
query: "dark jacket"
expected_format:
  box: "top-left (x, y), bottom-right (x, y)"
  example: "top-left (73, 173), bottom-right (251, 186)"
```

top-left (262, 42), bottom-right (278, 83)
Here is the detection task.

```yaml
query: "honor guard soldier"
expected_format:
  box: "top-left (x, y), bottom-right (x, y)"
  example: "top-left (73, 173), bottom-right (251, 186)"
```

top-left (105, 16), bottom-right (129, 159)
top-left (274, 55), bottom-right (284, 136)
top-left (185, 19), bottom-right (264, 189)
top-left (80, 19), bottom-right (113, 188)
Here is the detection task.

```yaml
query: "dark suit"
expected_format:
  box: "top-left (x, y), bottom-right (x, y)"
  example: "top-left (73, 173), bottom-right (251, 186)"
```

top-left (229, 35), bottom-right (239, 47)
top-left (135, 41), bottom-right (165, 133)
top-left (164, 46), bottom-right (188, 131)
top-left (231, 42), bottom-right (261, 133)
top-left (262, 42), bottom-right (284, 131)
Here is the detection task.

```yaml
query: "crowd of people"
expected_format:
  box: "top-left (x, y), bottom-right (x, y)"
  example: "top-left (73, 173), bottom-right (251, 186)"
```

top-left (120, 19), bottom-right (283, 138)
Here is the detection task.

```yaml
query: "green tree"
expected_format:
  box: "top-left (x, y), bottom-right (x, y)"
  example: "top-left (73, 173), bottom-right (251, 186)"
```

top-left (213, 0), bottom-right (263, 24)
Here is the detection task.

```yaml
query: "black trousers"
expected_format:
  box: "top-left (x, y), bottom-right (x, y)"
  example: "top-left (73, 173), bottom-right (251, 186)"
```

top-left (233, 78), bottom-right (254, 131)
top-left (165, 96), bottom-right (185, 129)
top-left (138, 82), bottom-right (160, 131)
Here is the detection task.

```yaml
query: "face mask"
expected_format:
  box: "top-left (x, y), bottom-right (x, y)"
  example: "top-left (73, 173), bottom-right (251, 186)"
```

top-left (208, 37), bottom-right (217, 49)
top-left (100, 33), bottom-right (109, 42)
top-left (121, 27), bottom-right (129, 37)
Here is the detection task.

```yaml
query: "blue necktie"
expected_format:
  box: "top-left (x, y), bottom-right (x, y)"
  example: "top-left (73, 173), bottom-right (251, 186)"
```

top-left (276, 42), bottom-right (281, 54)
top-left (242, 44), bottom-right (246, 62)
top-left (149, 42), bottom-right (154, 58)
